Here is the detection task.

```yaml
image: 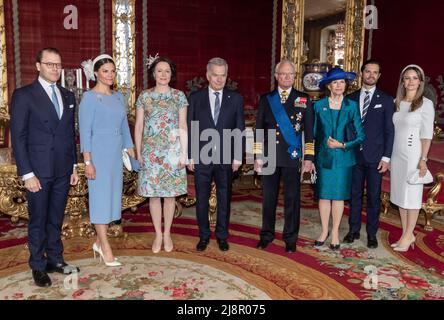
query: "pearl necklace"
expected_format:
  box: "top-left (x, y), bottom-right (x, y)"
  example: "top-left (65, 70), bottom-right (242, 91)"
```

top-left (329, 97), bottom-right (343, 109)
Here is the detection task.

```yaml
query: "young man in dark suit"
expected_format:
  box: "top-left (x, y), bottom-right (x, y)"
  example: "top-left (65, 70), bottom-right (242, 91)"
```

top-left (10, 47), bottom-right (79, 287)
top-left (254, 59), bottom-right (315, 253)
top-left (344, 59), bottom-right (395, 248)
top-left (187, 57), bottom-right (245, 252)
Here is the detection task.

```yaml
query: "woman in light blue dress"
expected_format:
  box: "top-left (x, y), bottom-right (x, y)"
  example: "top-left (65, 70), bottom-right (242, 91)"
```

top-left (79, 54), bottom-right (134, 266)
top-left (134, 56), bottom-right (188, 253)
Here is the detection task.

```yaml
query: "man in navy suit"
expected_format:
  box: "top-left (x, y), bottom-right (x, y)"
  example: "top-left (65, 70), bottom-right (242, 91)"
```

top-left (10, 48), bottom-right (79, 287)
top-left (187, 57), bottom-right (245, 252)
top-left (344, 59), bottom-right (395, 248)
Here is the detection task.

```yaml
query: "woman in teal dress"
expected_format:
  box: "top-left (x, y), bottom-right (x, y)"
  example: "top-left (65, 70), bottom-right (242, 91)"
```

top-left (79, 54), bottom-right (135, 266)
top-left (134, 56), bottom-right (188, 253)
top-left (313, 68), bottom-right (365, 250)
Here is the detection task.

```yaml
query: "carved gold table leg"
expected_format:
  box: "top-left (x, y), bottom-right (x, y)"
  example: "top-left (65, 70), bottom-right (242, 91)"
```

top-left (380, 191), bottom-right (390, 216)
top-left (209, 183), bottom-right (217, 226)
top-left (421, 172), bottom-right (444, 231)
top-left (0, 161), bottom-right (146, 239)
top-left (174, 199), bottom-right (183, 218)
top-left (423, 206), bottom-right (435, 232)
top-left (0, 164), bottom-right (28, 223)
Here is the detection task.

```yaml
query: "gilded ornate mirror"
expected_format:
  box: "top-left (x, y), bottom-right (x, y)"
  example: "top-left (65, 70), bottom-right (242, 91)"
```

top-left (0, 0), bottom-right (9, 146)
top-left (281, 0), bottom-right (366, 94)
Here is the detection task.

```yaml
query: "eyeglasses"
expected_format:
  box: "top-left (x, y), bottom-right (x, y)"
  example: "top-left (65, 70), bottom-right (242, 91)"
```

top-left (277, 72), bottom-right (295, 77)
top-left (40, 62), bottom-right (63, 69)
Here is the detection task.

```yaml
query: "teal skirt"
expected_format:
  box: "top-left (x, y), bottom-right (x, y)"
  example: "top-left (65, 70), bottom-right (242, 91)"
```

top-left (316, 166), bottom-right (353, 200)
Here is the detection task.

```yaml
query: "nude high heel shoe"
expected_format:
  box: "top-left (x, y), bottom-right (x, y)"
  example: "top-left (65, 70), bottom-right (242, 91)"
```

top-left (92, 243), bottom-right (122, 267)
top-left (163, 234), bottom-right (174, 252)
top-left (391, 235), bottom-right (405, 248)
top-left (393, 236), bottom-right (416, 252)
top-left (152, 235), bottom-right (162, 253)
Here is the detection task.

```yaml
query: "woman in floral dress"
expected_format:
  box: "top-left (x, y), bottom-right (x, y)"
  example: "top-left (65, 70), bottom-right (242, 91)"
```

top-left (134, 56), bottom-right (188, 253)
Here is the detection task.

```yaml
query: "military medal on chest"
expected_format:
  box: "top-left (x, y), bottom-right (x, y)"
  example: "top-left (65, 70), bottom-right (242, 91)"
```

top-left (294, 97), bottom-right (307, 108)
top-left (294, 112), bottom-right (303, 132)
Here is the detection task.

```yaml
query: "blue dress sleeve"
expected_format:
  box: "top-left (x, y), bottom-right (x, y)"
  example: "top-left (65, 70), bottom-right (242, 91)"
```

top-left (79, 92), bottom-right (95, 153)
top-left (118, 92), bottom-right (134, 149)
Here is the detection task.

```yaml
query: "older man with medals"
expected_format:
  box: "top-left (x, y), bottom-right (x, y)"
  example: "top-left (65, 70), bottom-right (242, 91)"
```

top-left (254, 59), bottom-right (315, 253)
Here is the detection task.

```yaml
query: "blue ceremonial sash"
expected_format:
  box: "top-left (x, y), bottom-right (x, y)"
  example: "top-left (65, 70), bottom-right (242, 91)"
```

top-left (267, 91), bottom-right (302, 160)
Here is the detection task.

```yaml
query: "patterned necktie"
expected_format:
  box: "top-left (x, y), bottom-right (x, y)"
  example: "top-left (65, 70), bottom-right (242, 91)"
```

top-left (213, 91), bottom-right (221, 125)
top-left (362, 90), bottom-right (370, 122)
top-left (280, 90), bottom-right (288, 103)
top-left (50, 84), bottom-right (61, 119)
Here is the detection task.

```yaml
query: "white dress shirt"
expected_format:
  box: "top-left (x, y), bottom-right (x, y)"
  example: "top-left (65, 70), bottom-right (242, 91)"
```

top-left (359, 86), bottom-right (390, 163)
top-left (38, 76), bottom-right (64, 118)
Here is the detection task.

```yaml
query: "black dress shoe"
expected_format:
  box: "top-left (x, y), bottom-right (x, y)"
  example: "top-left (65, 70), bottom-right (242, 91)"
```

top-left (314, 232), bottom-right (330, 247)
top-left (196, 238), bottom-right (210, 251)
top-left (256, 239), bottom-right (271, 249)
top-left (285, 242), bottom-right (296, 253)
top-left (46, 262), bottom-right (80, 275)
top-left (343, 232), bottom-right (360, 243)
top-left (329, 243), bottom-right (340, 251)
top-left (32, 270), bottom-right (52, 288)
top-left (367, 236), bottom-right (378, 249)
top-left (217, 239), bottom-right (229, 251)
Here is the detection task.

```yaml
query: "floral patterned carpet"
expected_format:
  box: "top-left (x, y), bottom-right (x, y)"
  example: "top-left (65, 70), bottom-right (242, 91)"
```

top-left (0, 177), bottom-right (443, 300)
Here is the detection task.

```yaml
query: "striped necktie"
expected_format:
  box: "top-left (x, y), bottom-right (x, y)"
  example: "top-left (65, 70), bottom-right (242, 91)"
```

top-left (362, 90), bottom-right (370, 122)
top-left (213, 91), bottom-right (221, 125)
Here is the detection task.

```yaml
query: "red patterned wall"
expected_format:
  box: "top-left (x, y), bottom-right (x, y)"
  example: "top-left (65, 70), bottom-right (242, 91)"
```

top-left (139, 0), bottom-right (279, 109)
top-left (6, 0), bottom-right (279, 108)
top-left (369, 0), bottom-right (443, 98)
top-left (6, 0), bottom-right (112, 91)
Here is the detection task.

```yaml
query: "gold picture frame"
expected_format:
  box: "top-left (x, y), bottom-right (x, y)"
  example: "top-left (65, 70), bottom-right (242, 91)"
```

top-left (281, 0), bottom-right (367, 91)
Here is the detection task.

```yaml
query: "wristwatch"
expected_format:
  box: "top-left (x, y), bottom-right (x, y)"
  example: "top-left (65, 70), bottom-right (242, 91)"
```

top-left (420, 156), bottom-right (428, 162)
top-left (85, 160), bottom-right (92, 166)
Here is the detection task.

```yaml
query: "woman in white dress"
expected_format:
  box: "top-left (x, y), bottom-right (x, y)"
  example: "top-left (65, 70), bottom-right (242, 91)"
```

top-left (390, 64), bottom-right (435, 252)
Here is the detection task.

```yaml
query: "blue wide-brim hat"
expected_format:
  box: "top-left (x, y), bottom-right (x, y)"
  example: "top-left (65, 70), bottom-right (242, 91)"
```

top-left (318, 67), bottom-right (356, 89)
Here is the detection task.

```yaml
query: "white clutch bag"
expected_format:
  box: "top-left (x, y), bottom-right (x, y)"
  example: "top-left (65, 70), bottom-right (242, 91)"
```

top-left (122, 149), bottom-right (141, 172)
top-left (122, 149), bottom-right (131, 171)
top-left (407, 169), bottom-right (433, 185)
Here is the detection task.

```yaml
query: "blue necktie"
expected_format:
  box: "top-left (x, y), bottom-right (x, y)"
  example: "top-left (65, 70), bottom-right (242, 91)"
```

top-left (50, 84), bottom-right (61, 119)
top-left (214, 91), bottom-right (221, 125)
top-left (362, 90), bottom-right (370, 122)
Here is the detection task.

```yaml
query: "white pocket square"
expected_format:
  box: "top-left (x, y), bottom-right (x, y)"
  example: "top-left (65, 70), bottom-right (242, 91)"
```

top-left (69, 104), bottom-right (74, 109)
top-left (374, 104), bottom-right (382, 109)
